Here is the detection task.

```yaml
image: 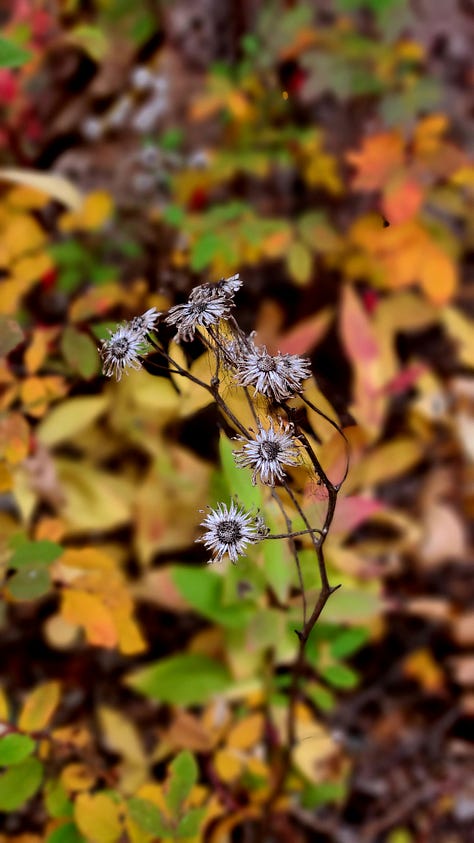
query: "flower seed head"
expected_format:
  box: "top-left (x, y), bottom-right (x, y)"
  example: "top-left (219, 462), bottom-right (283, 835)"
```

top-left (196, 500), bottom-right (266, 564)
top-left (189, 273), bottom-right (242, 305)
top-left (236, 339), bottom-right (311, 402)
top-left (165, 296), bottom-right (231, 343)
top-left (130, 307), bottom-right (161, 336)
top-left (233, 419), bottom-right (301, 485)
top-left (99, 323), bottom-right (147, 381)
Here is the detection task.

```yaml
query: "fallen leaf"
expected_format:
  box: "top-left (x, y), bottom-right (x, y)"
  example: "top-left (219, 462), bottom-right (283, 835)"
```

top-left (0, 168), bottom-right (83, 210)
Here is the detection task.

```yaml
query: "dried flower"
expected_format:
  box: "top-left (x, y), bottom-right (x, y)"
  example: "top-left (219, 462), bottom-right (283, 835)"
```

top-left (189, 273), bottom-right (242, 304)
top-left (234, 419), bottom-right (300, 485)
top-left (165, 296), bottom-right (231, 342)
top-left (197, 500), bottom-right (267, 564)
top-left (236, 340), bottom-right (311, 402)
top-left (130, 307), bottom-right (161, 336)
top-left (99, 323), bottom-right (147, 381)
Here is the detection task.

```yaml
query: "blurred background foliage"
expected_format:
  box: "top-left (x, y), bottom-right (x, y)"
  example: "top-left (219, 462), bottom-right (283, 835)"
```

top-left (0, 0), bottom-right (473, 841)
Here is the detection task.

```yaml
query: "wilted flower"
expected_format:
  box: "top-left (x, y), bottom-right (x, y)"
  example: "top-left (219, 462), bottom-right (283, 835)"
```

top-left (130, 307), bottom-right (161, 336)
top-left (99, 323), bottom-right (147, 381)
top-left (165, 296), bottom-right (231, 342)
top-left (197, 500), bottom-right (267, 564)
top-left (236, 340), bottom-right (311, 402)
top-left (189, 273), bottom-right (242, 304)
top-left (234, 419), bottom-right (300, 485)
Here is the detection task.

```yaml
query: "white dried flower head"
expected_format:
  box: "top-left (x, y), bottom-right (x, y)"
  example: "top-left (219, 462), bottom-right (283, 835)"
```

top-left (197, 500), bottom-right (266, 564)
top-left (130, 307), bottom-right (161, 336)
top-left (233, 419), bottom-right (300, 486)
top-left (189, 273), bottom-right (242, 304)
top-left (165, 296), bottom-right (231, 342)
top-left (99, 323), bottom-right (147, 381)
top-left (236, 340), bottom-right (311, 402)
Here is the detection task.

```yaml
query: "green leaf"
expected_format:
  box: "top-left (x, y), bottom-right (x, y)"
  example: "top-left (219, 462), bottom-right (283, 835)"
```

top-left (61, 327), bottom-right (100, 380)
top-left (166, 751), bottom-right (198, 816)
top-left (190, 232), bottom-right (223, 272)
top-left (219, 434), bottom-right (262, 510)
top-left (7, 568), bottom-right (52, 600)
top-left (306, 683), bottom-right (335, 712)
top-left (0, 733), bottom-right (36, 766)
top-left (161, 128), bottom-right (184, 151)
top-left (163, 204), bottom-right (185, 227)
top-left (320, 663), bottom-right (359, 689)
top-left (176, 806), bottom-right (206, 838)
top-left (301, 779), bottom-right (347, 810)
top-left (330, 627), bottom-right (368, 659)
top-left (0, 36), bottom-right (31, 68)
top-left (46, 822), bottom-right (86, 843)
top-left (9, 539), bottom-right (63, 568)
top-left (171, 566), bottom-right (255, 629)
top-left (126, 653), bottom-right (232, 705)
top-left (45, 779), bottom-right (73, 819)
top-left (127, 797), bottom-right (171, 836)
top-left (0, 757), bottom-right (43, 811)
top-left (0, 316), bottom-right (24, 356)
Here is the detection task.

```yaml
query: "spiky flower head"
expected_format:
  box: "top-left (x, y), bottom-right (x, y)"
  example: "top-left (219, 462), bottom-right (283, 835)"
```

top-left (234, 419), bottom-right (300, 486)
top-left (129, 307), bottom-right (161, 336)
top-left (189, 273), bottom-right (242, 304)
top-left (165, 295), bottom-right (231, 343)
top-left (100, 323), bottom-right (148, 381)
top-left (197, 500), bottom-right (268, 564)
top-left (235, 339), bottom-right (311, 402)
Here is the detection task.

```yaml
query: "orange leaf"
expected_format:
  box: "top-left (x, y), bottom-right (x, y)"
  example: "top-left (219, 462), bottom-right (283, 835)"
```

top-left (382, 176), bottom-right (424, 225)
top-left (18, 681), bottom-right (61, 732)
top-left (347, 131), bottom-right (405, 191)
top-left (0, 412), bottom-right (30, 463)
top-left (60, 763), bottom-right (97, 793)
top-left (227, 713), bottom-right (264, 750)
top-left (61, 590), bottom-right (118, 649)
top-left (24, 329), bottom-right (56, 374)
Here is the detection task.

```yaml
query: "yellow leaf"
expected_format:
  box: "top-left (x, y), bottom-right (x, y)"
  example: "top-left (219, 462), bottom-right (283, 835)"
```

top-left (52, 724), bottom-right (91, 749)
top-left (74, 792), bottom-right (122, 843)
top-left (98, 707), bottom-right (146, 766)
top-left (60, 191), bottom-right (113, 232)
top-left (18, 681), bottom-right (61, 732)
top-left (60, 763), bottom-right (97, 792)
top-left (2, 215), bottom-right (46, 263)
top-left (214, 748), bottom-right (243, 782)
top-left (0, 461), bottom-right (13, 492)
top-left (0, 168), bottom-right (83, 210)
top-left (226, 713), bottom-right (264, 750)
top-left (61, 590), bottom-right (118, 649)
top-left (441, 307), bottom-right (474, 368)
top-left (37, 395), bottom-right (109, 447)
top-left (112, 605), bottom-right (146, 655)
top-left (0, 686), bottom-right (9, 721)
top-left (286, 240), bottom-right (313, 285)
top-left (54, 459), bottom-right (131, 534)
top-left (60, 547), bottom-right (116, 572)
top-left (0, 276), bottom-right (34, 314)
top-left (12, 251), bottom-right (54, 284)
top-left (346, 437), bottom-right (423, 492)
top-left (403, 648), bottom-right (445, 693)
